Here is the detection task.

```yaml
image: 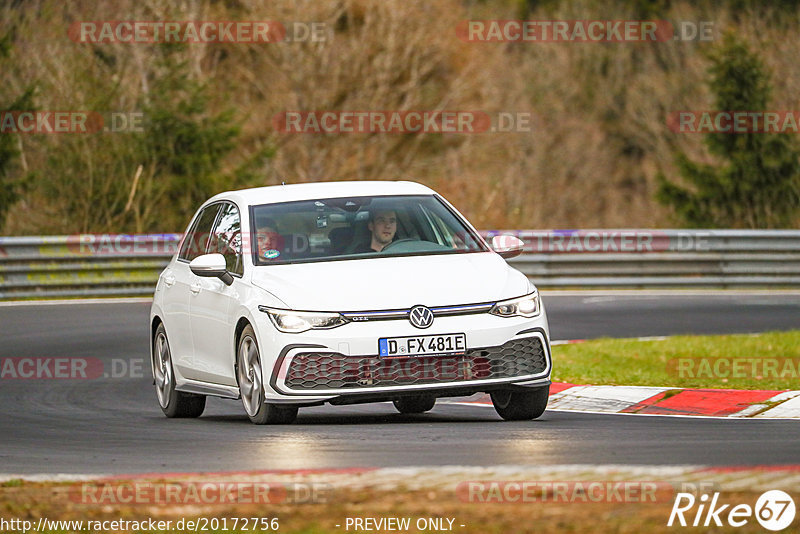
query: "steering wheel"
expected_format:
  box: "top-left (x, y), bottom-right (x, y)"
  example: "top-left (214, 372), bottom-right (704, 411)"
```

top-left (380, 238), bottom-right (417, 252)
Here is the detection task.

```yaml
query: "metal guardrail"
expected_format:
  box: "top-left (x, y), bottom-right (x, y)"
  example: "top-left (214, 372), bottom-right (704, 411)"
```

top-left (487, 230), bottom-right (800, 288)
top-left (0, 234), bottom-right (181, 299)
top-left (0, 230), bottom-right (798, 299)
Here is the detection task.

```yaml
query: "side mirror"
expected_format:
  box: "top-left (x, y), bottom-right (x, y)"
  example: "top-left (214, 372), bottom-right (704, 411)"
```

top-left (491, 235), bottom-right (525, 259)
top-left (190, 253), bottom-right (234, 286)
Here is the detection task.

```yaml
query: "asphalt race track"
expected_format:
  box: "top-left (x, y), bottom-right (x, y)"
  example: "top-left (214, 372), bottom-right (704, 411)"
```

top-left (1, 292), bottom-right (798, 475)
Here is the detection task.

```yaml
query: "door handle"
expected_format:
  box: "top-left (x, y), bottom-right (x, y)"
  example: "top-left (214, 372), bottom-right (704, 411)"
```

top-left (190, 282), bottom-right (201, 294)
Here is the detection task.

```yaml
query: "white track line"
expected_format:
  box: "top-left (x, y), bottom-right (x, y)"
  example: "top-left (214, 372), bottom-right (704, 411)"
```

top-left (445, 401), bottom-right (800, 421)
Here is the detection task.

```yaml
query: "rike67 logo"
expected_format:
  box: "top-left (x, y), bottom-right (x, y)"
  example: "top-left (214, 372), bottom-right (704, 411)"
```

top-left (668, 490), bottom-right (796, 531)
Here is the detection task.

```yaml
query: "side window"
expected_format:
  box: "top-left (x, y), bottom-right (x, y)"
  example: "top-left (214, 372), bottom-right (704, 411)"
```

top-left (178, 204), bottom-right (221, 262)
top-left (429, 211), bottom-right (456, 246)
top-left (418, 205), bottom-right (450, 246)
top-left (418, 202), bottom-right (476, 250)
top-left (209, 203), bottom-right (243, 275)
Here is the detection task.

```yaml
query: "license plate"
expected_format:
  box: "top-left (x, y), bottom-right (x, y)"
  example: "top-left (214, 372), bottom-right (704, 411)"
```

top-left (378, 333), bottom-right (467, 358)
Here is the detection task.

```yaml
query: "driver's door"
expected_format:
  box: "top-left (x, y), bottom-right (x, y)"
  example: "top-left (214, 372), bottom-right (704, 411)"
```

top-left (163, 203), bottom-right (221, 378)
top-left (188, 202), bottom-right (243, 386)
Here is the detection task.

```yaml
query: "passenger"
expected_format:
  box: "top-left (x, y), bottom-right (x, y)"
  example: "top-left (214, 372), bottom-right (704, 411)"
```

top-left (256, 217), bottom-right (282, 260)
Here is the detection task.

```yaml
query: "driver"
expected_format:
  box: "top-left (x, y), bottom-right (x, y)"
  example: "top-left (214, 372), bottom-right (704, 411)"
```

top-left (355, 209), bottom-right (397, 252)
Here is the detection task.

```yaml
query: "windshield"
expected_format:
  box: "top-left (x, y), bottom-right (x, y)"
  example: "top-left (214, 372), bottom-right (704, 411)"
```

top-left (249, 194), bottom-right (487, 265)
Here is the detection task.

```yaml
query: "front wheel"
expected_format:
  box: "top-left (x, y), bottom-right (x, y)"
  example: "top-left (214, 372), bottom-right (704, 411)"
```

top-left (152, 324), bottom-right (206, 418)
top-left (237, 324), bottom-right (298, 425)
top-left (393, 395), bottom-right (436, 414)
top-left (490, 385), bottom-right (549, 421)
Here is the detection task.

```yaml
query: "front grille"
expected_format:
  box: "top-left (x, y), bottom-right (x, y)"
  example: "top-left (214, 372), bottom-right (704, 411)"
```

top-left (283, 336), bottom-right (548, 391)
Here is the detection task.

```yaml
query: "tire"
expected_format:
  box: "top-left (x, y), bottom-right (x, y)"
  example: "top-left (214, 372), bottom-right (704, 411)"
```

top-left (237, 324), bottom-right (298, 425)
top-left (152, 323), bottom-right (206, 418)
top-left (490, 385), bottom-right (549, 421)
top-left (393, 395), bottom-right (436, 414)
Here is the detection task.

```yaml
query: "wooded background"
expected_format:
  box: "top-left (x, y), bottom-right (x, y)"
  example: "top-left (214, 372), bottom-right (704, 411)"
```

top-left (1, 0), bottom-right (798, 234)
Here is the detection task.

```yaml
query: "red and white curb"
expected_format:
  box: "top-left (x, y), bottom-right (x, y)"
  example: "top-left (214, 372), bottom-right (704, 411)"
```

top-left (478, 335), bottom-right (800, 419)
top-left (458, 384), bottom-right (800, 419)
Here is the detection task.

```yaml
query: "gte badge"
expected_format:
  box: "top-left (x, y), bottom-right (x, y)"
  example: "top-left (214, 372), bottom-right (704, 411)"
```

top-left (668, 490), bottom-right (796, 530)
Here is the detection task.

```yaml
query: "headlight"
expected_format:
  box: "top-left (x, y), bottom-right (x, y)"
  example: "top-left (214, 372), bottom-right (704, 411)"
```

top-left (490, 292), bottom-right (540, 318)
top-left (258, 306), bottom-right (349, 333)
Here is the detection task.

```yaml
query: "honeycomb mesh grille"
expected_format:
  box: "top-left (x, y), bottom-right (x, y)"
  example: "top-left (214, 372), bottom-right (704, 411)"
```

top-left (283, 337), bottom-right (547, 391)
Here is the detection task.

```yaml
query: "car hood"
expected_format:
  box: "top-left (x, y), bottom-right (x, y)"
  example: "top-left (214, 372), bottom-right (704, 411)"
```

top-left (250, 252), bottom-right (530, 311)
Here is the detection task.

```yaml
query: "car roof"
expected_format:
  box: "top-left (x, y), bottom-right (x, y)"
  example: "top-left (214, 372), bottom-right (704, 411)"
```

top-left (208, 180), bottom-right (436, 207)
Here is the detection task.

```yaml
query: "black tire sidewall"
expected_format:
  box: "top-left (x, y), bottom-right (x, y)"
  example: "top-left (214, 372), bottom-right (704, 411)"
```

top-left (238, 325), bottom-right (265, 421)
top-left (154, 323), bottom-right (206, 418)
top-left (393, 395), bottom-right (436, 414)
top-left (238, 324), bottom-right (297, 425)
top-left (154, 324), bottom-right (178, 416)
top-left (491, 385), bottom-right (549, 421)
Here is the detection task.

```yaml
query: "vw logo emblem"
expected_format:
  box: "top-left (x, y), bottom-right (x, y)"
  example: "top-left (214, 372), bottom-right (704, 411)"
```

top-left (409, 305), bottom-right (434, 329)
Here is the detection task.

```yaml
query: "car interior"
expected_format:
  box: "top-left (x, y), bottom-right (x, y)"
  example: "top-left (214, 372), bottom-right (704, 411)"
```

top-left (255, 209), bottom-right (421, 261)
top-left (249, 195), bottom-right (485, 265)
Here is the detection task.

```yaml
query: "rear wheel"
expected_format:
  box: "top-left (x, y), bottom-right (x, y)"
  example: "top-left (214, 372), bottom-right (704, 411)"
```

top-left (152, 324), bottom-right (206, 418)
top-left (490, 385), bottom-right (549, 421)
top-left (393, 395), bottom-right (436, 414)
top-left (237, 325), bottom-right (298, 425)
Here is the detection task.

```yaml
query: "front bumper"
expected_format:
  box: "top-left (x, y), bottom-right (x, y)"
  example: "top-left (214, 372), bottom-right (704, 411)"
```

top-left (258, 311), bottom-right (552, 402)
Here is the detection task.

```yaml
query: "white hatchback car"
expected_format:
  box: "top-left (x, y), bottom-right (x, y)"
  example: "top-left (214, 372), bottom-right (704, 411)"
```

top-left (150, 181), bottom-right (552, 424)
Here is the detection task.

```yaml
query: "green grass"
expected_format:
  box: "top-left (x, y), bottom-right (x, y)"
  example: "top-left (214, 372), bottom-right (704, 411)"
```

top-left (551, 330), bottom-right (800, 390)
